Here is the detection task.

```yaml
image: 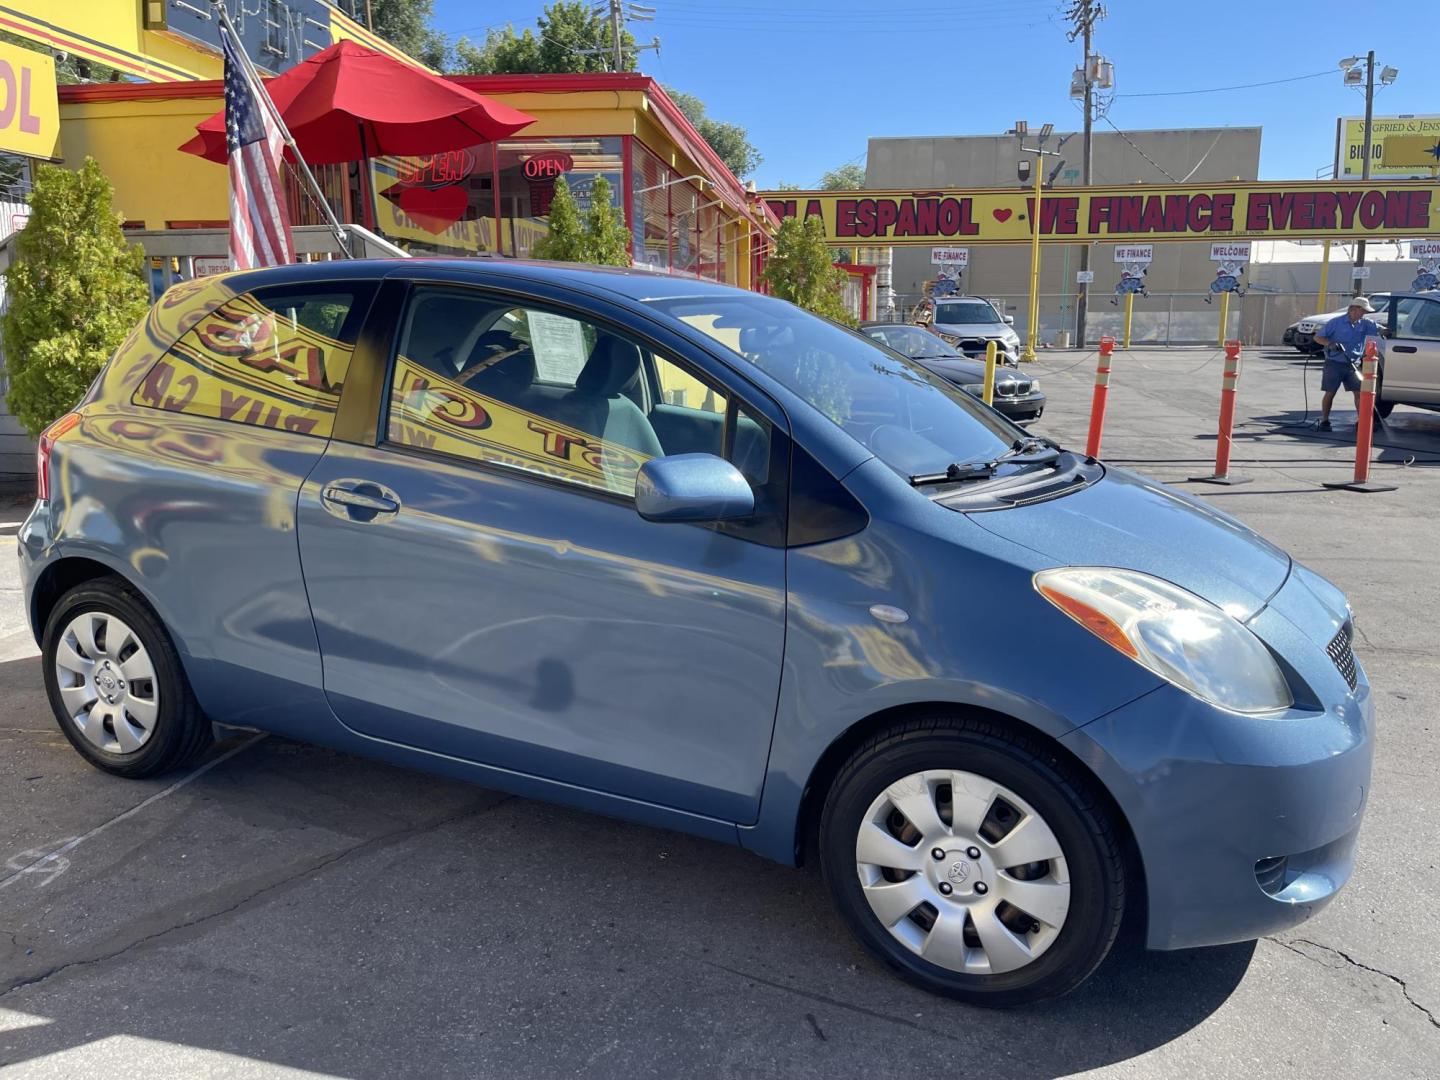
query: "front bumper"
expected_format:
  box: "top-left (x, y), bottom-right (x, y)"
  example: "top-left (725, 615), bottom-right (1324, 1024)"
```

top-left (991, 392), bottom-right (1046, 423)
top-left (1062, 567), bottom-right (1373, 950)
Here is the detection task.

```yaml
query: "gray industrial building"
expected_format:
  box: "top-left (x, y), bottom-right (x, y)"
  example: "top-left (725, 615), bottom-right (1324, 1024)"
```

top-left (864, 126), bottom-right (1264, 337)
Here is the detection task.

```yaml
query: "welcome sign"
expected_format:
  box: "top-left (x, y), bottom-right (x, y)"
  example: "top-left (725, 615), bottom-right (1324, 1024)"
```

top-left (761, 181), bottom-right (1440, 247)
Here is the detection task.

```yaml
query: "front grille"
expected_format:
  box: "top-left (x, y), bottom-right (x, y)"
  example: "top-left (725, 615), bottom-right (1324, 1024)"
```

top-left (996, 379), bottom-right (1018, 397)
top-left (1327, 622), bottom-right (1358, 691)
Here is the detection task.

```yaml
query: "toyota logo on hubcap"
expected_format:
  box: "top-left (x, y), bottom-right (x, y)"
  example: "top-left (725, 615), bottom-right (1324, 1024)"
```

top-left (947, 861), bottom-right (970, 885)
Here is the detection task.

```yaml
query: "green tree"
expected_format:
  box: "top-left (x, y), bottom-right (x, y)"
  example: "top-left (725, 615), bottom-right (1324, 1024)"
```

top-left (2, 159), bottom-right (148, 437)
top-left (664, 88), bottom-right (762, 180)
top-left (820, 162), bottom-right (866, 190)
top-left (532, 176), bottom-right (630, 266)
top-left (367, 0), bottom-right (450, 69)
top-left (452, 1), bottom-right (634, 75)
top-left (762, 216), bottom-right (854, 325)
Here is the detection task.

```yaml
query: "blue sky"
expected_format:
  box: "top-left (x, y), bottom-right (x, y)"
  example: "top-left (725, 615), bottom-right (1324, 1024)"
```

top-left (431, 0), bottom-right (1434, 188)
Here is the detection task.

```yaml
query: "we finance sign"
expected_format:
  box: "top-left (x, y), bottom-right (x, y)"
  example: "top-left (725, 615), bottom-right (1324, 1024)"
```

top-left (762, 181), bottom-right (1440, 246)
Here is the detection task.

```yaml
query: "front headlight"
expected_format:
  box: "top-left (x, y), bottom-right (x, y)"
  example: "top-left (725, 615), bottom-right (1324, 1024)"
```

top-left (1028, 378), bottom-right (1040, 392)
top-left (960, 382), bottom-right (985, 395)
top-left (1034, 567), bottom-right (1292, 714)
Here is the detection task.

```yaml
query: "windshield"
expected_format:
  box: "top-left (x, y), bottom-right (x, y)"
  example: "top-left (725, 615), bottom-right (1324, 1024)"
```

top-left (934, 300), bottom-right (1001, 325)
top-left (864, 325), bottom-right (958, 359)
top-left (649, 294), bottom-right (1019, 478)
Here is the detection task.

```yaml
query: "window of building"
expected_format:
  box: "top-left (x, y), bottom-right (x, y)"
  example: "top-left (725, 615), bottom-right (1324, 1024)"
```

top-left (132, 284), bottom-right (369, 438)
top-left (632, 142), bottom-right (672, 272)
top-left (495, 137), bottom-right (624, 258)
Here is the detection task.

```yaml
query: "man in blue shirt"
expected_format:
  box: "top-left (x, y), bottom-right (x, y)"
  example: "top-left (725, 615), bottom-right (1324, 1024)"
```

top-left (1311, 295), bottom-right (1380, 432)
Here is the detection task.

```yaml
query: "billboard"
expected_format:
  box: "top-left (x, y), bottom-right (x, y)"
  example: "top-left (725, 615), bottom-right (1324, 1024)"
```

top-left (1336, 116), bottom-right (1440, 179)
top-left (761, 181), bottom-right (1440, 246)
top-left (0, 39), bottom-right (58, 160)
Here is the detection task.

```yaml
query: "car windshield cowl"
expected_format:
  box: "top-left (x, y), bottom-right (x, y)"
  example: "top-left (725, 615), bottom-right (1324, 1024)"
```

top-left (908, 437), bottom-right (1061, 487)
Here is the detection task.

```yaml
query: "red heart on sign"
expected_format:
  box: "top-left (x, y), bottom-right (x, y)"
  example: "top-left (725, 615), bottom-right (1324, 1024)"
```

top-left (394, 185), bottom-right (468, 234)
top-left (992, 208), bottom-right (1013, 223)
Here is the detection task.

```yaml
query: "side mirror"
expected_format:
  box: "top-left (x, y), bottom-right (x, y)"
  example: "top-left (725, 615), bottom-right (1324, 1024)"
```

top-left (1004, 315), bottom-right (1015, 325)
top-left (635, 454), bottom-right (754, 523)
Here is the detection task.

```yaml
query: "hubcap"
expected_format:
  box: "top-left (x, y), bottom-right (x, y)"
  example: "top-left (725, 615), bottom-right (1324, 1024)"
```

top-left (854, 769), bottom-right (1071, 975)
top-left (53, 611), bottom-right (159, 755)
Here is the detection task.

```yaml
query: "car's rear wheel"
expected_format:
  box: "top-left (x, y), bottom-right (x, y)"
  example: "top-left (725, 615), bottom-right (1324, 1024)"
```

top-left (819, 717), bottom-right (1125, 1006)
top-left (43, 578), bottom-right (212, 778)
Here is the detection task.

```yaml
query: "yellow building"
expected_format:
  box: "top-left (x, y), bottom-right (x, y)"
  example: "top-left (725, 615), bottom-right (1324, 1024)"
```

top-left (56, 72), bottom-right (775, 290)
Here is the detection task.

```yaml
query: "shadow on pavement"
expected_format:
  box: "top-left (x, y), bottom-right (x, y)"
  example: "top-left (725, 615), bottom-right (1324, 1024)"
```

top-left (0, 650), bottom-right (1255, 1078)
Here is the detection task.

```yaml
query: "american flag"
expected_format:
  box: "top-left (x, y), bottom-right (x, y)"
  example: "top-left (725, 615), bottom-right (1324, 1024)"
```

top-left (222, 25), bottom-right (293, 270)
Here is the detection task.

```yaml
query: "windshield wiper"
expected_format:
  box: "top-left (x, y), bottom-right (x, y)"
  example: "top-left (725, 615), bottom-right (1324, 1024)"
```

top-left (908, 438), bottom-right (1061, 486)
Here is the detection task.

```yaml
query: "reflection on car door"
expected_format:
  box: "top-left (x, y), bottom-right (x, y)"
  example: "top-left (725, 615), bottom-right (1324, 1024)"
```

top-left (296, 282), bottom-right (789, 825)
top-left (1387, 296), bottom-right (1440, 403)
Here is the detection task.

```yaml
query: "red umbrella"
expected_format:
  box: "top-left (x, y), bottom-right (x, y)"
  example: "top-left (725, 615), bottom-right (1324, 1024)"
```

top-left (180, 40), bottom-right (534, 164)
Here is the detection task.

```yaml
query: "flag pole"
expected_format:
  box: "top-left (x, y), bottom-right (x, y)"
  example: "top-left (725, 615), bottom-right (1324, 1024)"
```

top-left (210, 0), bottom-right (354, 259)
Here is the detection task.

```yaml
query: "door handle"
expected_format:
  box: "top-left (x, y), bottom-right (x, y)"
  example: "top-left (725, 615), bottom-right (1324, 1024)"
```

top-left (1391, 345), bottom-right (1418, 353)
top-left (321, 480), bottom-right (401, 522)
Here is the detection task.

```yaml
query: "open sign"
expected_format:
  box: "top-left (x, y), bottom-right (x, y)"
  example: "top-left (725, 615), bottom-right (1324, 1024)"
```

top-left (0, 40), bottom-right (59, 160)
top-left (523, 153), bottom-right (575, 180)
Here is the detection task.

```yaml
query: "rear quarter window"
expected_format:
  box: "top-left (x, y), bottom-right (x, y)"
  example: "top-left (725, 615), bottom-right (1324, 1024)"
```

top-left (130, 283), bottom-right (373, 438)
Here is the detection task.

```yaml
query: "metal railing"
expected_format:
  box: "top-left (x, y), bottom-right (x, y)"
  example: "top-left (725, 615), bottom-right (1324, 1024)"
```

top-left (888, 290), bottom-right (1377, 347)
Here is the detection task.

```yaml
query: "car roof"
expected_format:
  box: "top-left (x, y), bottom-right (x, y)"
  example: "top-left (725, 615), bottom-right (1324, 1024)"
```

top-left (215, 257), bottom-right (756, 303)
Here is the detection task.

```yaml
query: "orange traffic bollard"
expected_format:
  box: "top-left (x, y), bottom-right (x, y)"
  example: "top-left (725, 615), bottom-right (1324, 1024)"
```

top-left (1084, 335), bottom-right (1116, 459)
top-left (1191, 340), bottom-right (1252, 485)
top-left (1324, 338), bottom-right (1396, 493)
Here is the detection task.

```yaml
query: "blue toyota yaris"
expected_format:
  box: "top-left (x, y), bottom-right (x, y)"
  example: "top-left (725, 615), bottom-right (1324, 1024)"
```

top-left (17, 260), bottom-right (1373, 1006)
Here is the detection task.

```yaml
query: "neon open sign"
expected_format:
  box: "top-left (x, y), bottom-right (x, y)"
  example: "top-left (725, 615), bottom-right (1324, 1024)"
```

top-left (523, 152), bottom-right (574, 180)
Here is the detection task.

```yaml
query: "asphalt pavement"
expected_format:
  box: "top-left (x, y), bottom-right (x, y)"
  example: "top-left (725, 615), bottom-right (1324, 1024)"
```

top-left (1, 345), bottom-right (1438, 1078)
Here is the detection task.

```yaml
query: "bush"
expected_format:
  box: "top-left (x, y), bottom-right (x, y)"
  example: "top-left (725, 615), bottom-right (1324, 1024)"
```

top-left (531, 175), bottom-right (630, 267)
top-left (761, 216), bottom-right (855, 325)
top-left (3, 158), bottom-right (148, 437)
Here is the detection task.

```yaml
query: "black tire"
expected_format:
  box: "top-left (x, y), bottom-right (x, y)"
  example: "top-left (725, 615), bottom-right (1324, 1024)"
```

top-left (42, 577), bottom-right (213, 778)
top-left (819, 715), bottom-right (1126, 1007)
top-left (1375, 398), bottom-right (1395, 419)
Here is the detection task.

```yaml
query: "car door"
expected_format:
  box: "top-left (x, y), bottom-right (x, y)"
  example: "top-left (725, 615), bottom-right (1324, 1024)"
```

top-left (1385, 296), bottom-right (1440, 403)
top-left (295, 277), bottom-right (789, 825)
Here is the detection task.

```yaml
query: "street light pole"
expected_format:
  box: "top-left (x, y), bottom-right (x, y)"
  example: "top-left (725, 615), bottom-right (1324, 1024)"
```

top-left (1075, 14), bottom-right (1094, 346)
top-left (1352, 49), bottom-right (1375, 295)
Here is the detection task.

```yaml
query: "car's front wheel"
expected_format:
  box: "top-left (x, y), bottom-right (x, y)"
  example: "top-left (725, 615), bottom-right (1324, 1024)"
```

top-left (42, 577), bottom-right (213, 778)
top-left (819, 716), bottom-right (1126, 1006)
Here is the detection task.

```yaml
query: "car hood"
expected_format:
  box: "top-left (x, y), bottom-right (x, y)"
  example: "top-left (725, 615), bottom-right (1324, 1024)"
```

top-left (934, 321), bottom-right (1013, 337)
top-left (919, 357), bottom-right (988, 381)
top-left (964, 466), bottom-right (1291, 618)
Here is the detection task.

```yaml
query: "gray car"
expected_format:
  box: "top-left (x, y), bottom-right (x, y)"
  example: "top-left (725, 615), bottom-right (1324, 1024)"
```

top-left (1374, 292), bottom-right (1440, 416)
top-left (931, 296), bottom-right (1021, 361)
top-left (18, 259), bottom-right (1372, 1006)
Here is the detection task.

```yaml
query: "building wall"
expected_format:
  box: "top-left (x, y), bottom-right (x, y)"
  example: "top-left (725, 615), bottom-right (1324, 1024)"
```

top-left (866, 127), bottom-right (1263, 314)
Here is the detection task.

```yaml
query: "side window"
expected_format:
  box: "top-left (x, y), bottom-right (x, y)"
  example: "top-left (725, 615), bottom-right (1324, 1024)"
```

top-left (132, 284), bottom-right (367, 438)
top-left (653, 352), bottom-right (726, 414)
top-left (1406, 300), bottom-right (1440, 340)
top-left (386, 287), bottom-right (659, 497)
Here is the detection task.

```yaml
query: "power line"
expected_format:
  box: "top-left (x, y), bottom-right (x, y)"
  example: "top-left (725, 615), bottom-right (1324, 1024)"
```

top-left (1099, 114), bottom-right (1177, 181)
top-left (1116, 68), bottom-right (1335, 98)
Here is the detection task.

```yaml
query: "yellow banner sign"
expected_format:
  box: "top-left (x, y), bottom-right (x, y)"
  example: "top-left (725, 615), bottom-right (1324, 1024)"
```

top-left (0, 39), bottom-right (58, 159)
top-left (1338, 116), bottom-right (1440, 178)
top-left (761, 181), bottom-right (1440, 246)
top-left (388, 357), bottom-right (648, 495)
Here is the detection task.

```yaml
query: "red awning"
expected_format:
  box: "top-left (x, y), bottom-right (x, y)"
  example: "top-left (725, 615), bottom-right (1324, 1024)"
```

top-left (180, 40), bottom-right (534, 164)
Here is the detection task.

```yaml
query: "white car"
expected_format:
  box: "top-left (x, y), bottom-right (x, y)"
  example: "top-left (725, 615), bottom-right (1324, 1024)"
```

top-left (1284, 293), bottom-right (1391, 354)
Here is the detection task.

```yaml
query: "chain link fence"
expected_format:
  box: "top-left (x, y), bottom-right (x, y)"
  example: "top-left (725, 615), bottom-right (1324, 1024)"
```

top-left (888, 291), bottom-right (1374, 348)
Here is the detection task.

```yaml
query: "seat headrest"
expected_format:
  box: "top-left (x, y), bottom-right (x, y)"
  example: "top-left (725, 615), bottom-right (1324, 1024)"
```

top-left (577, 334), bottom-right (642, 397)
top-left (462, 331), bottom-right (536, 396)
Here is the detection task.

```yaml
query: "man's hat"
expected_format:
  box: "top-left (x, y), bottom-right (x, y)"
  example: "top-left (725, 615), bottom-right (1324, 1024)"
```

top-left (1347, 295), bottom-right (1375, 312)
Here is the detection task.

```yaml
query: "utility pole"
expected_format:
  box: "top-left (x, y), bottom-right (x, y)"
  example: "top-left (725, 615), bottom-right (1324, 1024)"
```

top-left (607, 0), bottom-right (625, 73)
top-left (1353, 48), bottom-right (1375, 295)
top-left (1066, 1), bottom-right (1105, 347)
